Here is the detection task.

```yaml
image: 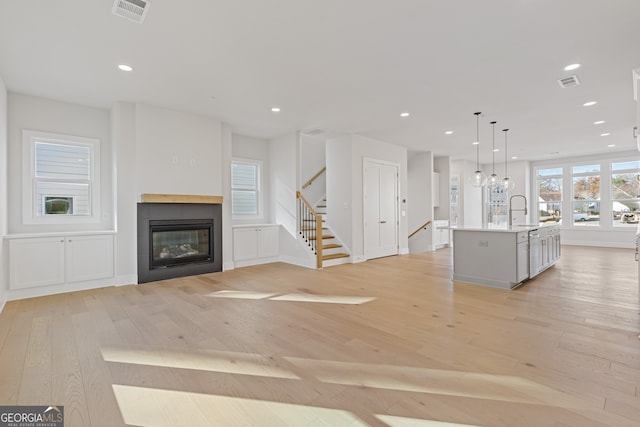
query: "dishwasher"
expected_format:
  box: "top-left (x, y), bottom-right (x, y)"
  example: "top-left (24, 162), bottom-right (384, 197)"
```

top-left (529, 230), bottom-right (542, 278)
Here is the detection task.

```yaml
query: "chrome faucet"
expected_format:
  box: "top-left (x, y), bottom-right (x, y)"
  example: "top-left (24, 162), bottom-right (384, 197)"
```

top-left (509, 195), bottom-right (528, 226)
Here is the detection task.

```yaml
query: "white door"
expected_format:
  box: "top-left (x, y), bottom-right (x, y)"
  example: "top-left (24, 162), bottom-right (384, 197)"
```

top-left (364, 160), bottom-right (399, 259)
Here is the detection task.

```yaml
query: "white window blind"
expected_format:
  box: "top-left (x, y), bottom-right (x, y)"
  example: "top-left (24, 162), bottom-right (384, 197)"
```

top-left (232, 160), bottom-right (260, 216)
top-left (35, 142), bottom-right (91, 216)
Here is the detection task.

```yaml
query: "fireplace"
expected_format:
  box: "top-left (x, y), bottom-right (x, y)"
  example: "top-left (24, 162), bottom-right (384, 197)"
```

top-left (137, 202), bottom-right (222, 283)
top-left (150, 219), bottom-right (213, 269)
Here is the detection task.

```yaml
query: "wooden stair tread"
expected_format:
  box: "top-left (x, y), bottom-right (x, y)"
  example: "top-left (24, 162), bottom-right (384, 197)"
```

top-left (322, 253), bottom-right (350, 261)
top-left (301, 227), bottom-right (328, 231)
top-left (303, 219), bottom-right (325, 222)
top-left (308, 235), bottom-right (334, 240)
top-left (322, 243), bottom-right (342, 249)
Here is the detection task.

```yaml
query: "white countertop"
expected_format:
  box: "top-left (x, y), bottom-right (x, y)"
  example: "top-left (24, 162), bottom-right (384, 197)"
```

top-left (450, 224), bottom-right (559, 233)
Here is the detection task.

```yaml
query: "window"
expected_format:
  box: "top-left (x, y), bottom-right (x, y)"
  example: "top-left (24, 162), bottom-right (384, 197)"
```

top-left (572, 164), bottom-right (600, 227)
top-left (23, 130), bottom-right (100, 224)
top-left (537, 167), bottom-right (562, 225)
top-left (231, 159), bottom-right (262, 217)
top-left (611, 160), bottom-right (640, 227)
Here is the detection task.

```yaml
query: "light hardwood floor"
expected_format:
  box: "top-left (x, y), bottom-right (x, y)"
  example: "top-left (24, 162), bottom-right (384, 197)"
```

top-left (0, 245), bottom-right (638, 426)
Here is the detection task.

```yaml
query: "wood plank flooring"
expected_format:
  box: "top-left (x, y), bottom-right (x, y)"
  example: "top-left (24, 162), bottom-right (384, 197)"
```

top-left (0, 245), bottom-right (638, 426)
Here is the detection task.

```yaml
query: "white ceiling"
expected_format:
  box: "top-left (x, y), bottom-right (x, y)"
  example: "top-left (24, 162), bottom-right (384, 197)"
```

top-left (1, 0), bottom-right (639, 163)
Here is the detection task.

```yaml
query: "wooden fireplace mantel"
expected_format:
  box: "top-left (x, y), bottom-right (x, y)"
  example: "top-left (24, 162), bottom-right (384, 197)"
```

top-left (141, 194), bottom-right (223, 204)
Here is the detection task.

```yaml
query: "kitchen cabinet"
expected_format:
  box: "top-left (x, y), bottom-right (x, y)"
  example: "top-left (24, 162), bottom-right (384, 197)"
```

top-left (9, 233), bottom-right (114, 290)
top-left (432, 220), bottom-right (449, 249)
top-left (233, 225), bottom-right (280, 266)
top-left (452, 225), bottom-right (560, 289)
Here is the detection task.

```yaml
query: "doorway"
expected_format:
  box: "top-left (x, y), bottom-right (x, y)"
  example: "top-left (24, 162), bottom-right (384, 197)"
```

top-left (364, 159), bottom-right (399, 259)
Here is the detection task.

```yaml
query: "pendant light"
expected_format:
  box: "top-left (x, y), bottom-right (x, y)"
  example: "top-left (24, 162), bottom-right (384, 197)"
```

top-left (502, 128), bottom-right (515, 191)
top-left (487, 121), bottom-right (500, 189)
top-left (469, 112), bottom-right (487, 188)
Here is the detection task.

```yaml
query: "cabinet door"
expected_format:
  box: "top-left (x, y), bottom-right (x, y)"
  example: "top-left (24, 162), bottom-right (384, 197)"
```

top-left (516, 242), bottom-right (529, 283)
top-left (66, 235), bottom-right (114, 283)
top-left (9, 237), bottom-right (65, 289)
top-left (257, 227), bottom-right (279, 258)
top-left (233, 228), bottom-right (259, 261)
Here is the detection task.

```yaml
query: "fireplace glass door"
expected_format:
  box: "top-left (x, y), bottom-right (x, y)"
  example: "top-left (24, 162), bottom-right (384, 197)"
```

top-left (150, 220), bottom-right (213, 269)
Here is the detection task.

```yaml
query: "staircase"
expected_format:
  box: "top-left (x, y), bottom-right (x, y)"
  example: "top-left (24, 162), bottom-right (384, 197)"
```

top-left (297, 193), bottom-right (350, 268)
top-left (313, 198), bottom-right (350, 267)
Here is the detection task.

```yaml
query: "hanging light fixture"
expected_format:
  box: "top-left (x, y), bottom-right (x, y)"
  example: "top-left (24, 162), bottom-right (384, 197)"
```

top-left (487, 121), bottom-right (500, 189)
top-left (502, 128), bottom-right (515, 191)
top-left (469, 112), bottom-right (487, 188)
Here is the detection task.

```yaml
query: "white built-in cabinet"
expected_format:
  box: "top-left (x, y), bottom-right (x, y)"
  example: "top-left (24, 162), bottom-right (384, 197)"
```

top-left (432, 220), bottom-right (450, 249)
top-left (9, 233), bottom-right (114, 290)
top-left (233, 225), bottom-right (280, 266)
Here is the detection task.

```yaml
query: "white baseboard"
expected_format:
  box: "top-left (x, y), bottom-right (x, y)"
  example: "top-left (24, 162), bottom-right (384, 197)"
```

top-left (7, 277), bottom-right (117, 301)
top-left (233, 256), bottom-right (280, 269)
top-left (0, 297), bottom-right (6, 315)
top-left (399, 248), bottom-right (410, 255)
top-left (352, 255), bottom-right (367, 263)
top-left (114, 275), bottom-right (138, 286)
top-left (278, 255), bottom-right (316, 269)
top-left (561, 240), bottom-right (634, 249)
top-left (223, 261), bottom-right (235, 271)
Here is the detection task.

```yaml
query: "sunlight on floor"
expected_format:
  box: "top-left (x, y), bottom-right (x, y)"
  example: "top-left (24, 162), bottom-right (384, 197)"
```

top-left (205, 290), bottom-right (375, 304)
top-left (205, 290), bottom-right (278, 299)
top-left (102, 346), bottom-right (299, 379)
top-left (376, 414), bottom-right (480, 427)
top-left (284, 357), bottom-right (579, 407)
top-left (112, 384), bottom-right (369, 427)
top-left (270, 294), bottom-right (375, 304)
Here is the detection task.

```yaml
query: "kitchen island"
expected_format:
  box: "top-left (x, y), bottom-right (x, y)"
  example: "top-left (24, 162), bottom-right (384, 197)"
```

top-left (452, 224), bottom-right (560, 289)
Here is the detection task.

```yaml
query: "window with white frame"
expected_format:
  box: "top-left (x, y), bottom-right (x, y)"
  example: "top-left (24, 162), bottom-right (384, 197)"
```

top-left (611, 160), bottom-right (640, 227)
top-left (231, 159), bottom-right (262, 218)
top-left (537, 167), bottom-right (563, 225)
top-left (23, 130), bottom-right (100, 224)
top-left (572, 164), bottom-right (600, 227)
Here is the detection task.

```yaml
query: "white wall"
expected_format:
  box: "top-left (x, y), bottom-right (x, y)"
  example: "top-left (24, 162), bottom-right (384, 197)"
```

top-left (434, 156), bottom-right (451, 221)
top-left (232, 134), bottom-right (270, 225)
top-left (111, 102), bottom-right (138, 285)
top-left (221, 125), bottom-right (233, 270)
top-left (451, 159), bottom-right (483, 228)
top-left (408, 152), bottom-right (433, 253)
top-left (269, 132), bottom-right (299, 237)
top-left (300, 134), bottom-right (326, 207)
top-left (0, 75), bottom-right (8, 311)
top-left (7, 93), bottom-right (113, 234)
top-left (135, 104), bottom-right (222, 197)
top-left (326, 135), bottom-right (354, 253)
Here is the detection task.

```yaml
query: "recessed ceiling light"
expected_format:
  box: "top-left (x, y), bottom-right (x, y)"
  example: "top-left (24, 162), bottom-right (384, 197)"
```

top-left (445, 131), bottom-right (453, 135)
top-left (511, 156), bottom-right (518, 160)
top-left (593, 120), bottom-right (605, 125)
top-left (118, 64), bottom-right (133, 72)
top-left (472, 141), bottom-right (480, 145)
top-left (400, 112), bottom-right (410, 118)
top-left (271, 107), bottom-right (281, 113)
top-left (564, 63), bottom-right (581, 71)
top-left (583, 101), bottom-right (597, 107)
top-left (600, 133), bottom-right (610, 136)
top-left (492, 148), bottom-right (500, 152)
top-left (607, 144), bottom-right (616, 148)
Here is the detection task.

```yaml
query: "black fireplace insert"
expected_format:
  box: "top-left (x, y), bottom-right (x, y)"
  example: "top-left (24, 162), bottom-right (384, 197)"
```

top-left (137, 203), bottom-right (222, 283)
top-left (150, 219), bottom-right (213, 269)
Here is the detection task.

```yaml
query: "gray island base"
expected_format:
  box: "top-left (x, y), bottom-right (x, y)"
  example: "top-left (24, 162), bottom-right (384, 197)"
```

top-left (452, 225), bottom-right (560, 290)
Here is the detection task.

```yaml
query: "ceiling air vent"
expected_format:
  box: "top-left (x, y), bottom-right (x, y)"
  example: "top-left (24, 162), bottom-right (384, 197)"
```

top-left (558, 75), bottom-right (580, 88)
top-left (112, 0), bottom-right (151, 24)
